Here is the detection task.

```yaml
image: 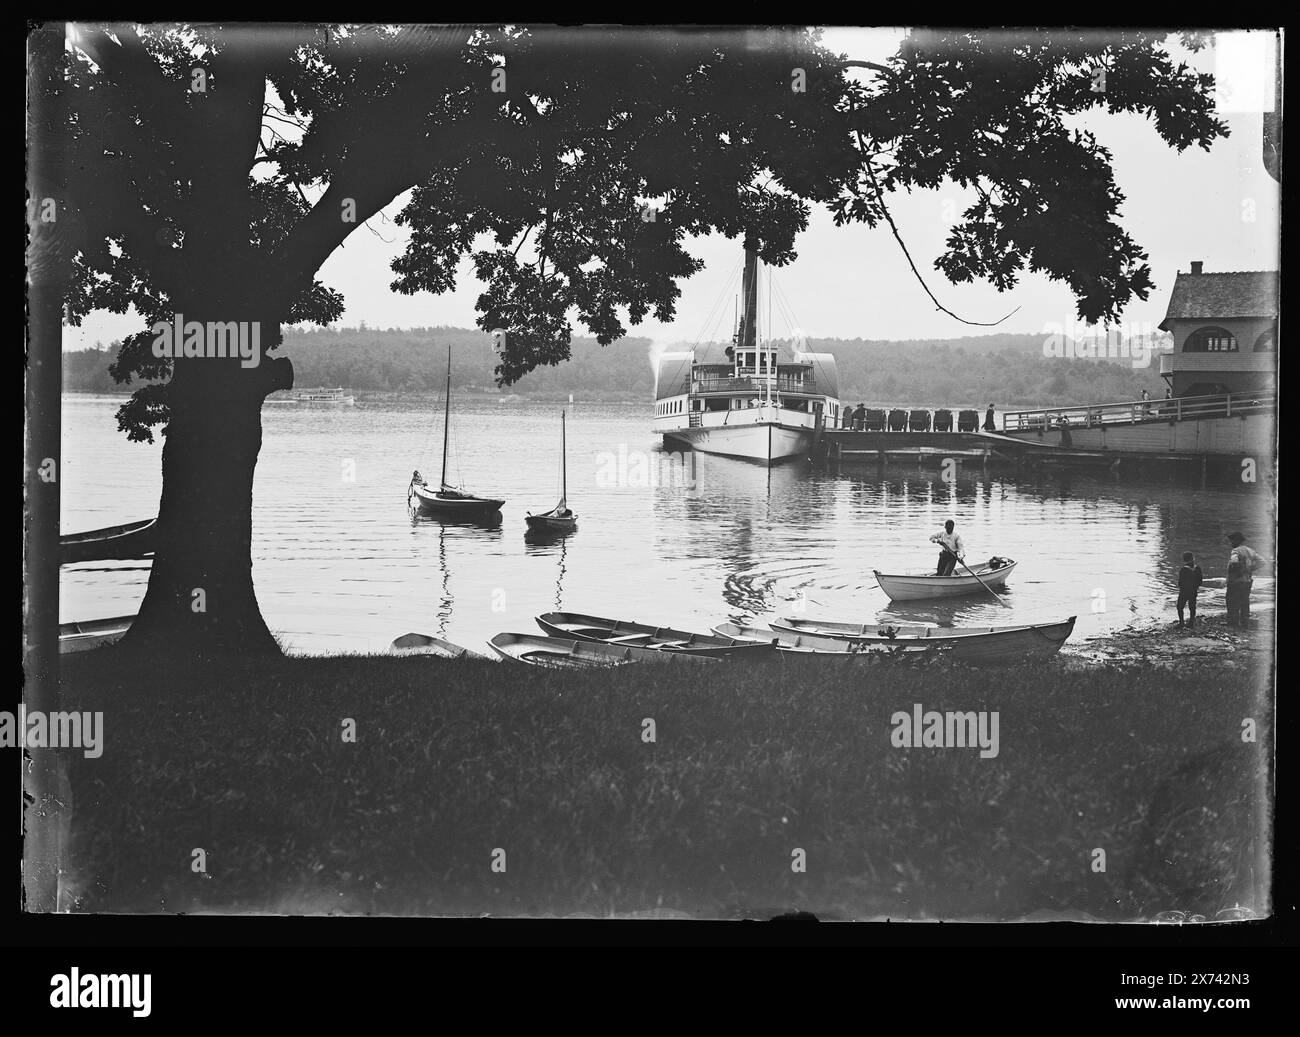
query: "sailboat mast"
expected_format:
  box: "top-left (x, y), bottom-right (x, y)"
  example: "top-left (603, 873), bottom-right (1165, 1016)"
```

top-left (560, 410), bottom-right (567, 508)
top-left (440, 344), bottom-right (451, 489)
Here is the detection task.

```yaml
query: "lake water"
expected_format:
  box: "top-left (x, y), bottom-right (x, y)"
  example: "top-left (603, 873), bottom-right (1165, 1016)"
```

top-left (60, 394), bottom-right (1275, 657)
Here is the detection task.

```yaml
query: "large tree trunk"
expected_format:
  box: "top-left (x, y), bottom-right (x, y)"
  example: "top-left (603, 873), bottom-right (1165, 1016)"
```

top-left (121, 307), bottom-right (292, 662)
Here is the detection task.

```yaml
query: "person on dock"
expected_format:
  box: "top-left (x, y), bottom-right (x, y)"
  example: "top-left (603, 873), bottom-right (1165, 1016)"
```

top-left (929, 520), bottom-right (965, 576)
top-left (1225, 532), bottom-right (1262, 627)
top-left (1176, 551), bottom-right (1203, 628)
top-left (982, 404), bottom-right (996, 432)
top-left (853, 403), bottom-right (866, 430)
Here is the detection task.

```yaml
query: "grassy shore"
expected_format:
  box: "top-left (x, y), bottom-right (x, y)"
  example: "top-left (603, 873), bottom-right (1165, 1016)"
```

top-left (52, 648), bottom-right (1271, 920)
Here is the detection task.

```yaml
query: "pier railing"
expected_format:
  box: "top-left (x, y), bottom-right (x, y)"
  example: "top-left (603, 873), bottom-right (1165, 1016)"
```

top-left (1002, 390), bottom-right (1276, 432)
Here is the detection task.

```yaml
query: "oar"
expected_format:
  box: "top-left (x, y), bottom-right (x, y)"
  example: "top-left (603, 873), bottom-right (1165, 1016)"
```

top-left (953, 553), bottom-right (1012, 608)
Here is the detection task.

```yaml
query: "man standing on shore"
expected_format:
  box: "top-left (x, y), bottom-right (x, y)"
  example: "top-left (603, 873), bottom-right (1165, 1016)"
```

top-left (929, 520), bottom-right (965, 576)
top-left (1225, 532), bottom-right (1262, 627)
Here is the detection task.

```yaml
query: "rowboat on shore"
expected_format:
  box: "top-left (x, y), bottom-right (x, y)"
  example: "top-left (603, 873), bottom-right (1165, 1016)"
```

top-left (488, 632), bottom-right (718, 668)
top-left (59, 615), bottom-right (133, 654)
top-left (710, 622), bottom-right (942, 658)
top-left (769, 615), bottom-right (1076, 665)
top-left (874, 557), bottom-right (1017, 601)
top-left (60, 518), bottom-right (156, 564)
top-left (535, 611), bottom-right (778, 659)
top-left (389, 632), bottom-right (489, 660)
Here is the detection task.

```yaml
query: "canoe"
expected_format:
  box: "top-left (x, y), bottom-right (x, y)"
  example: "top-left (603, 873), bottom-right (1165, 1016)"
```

top-left (389, 632), bottom-right (489, 660)
top-left (770, 616), bottom-right (1076, 665)
top-left (874, 558), bottom-right (1017, 601)
top-left (60, 518), bottom-right (156, 564)
top-left (488, 632), bottom-right (717, 668)
top-left (710, 622), bottom-right (940, 657)
top-left (536, 611), bottom-right (778, 659)
top-left (410, 483), bottom-right (504, 520)
top-left (59, 615), bottom-right (133, 654)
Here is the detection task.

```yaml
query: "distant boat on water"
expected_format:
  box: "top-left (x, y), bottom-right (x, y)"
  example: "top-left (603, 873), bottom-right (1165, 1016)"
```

top-left (268, 387), bottom-right (355, 405)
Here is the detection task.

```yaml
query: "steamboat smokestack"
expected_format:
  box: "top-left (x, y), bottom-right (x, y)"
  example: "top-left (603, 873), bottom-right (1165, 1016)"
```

top-left (740, 239), bottom-right (759, 351)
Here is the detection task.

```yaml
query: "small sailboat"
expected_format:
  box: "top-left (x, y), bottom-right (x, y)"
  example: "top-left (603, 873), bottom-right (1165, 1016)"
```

top-left (409, 345), bottom-right (505, 520)
top-left (525, 410), bottom-right (577, 535)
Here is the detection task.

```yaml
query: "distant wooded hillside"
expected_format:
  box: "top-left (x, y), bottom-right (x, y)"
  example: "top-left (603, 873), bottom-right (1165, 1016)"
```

top-left (64, 325), bottom-right (1170, 407)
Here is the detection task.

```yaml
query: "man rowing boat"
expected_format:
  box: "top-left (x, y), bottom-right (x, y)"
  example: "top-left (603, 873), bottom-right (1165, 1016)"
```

top-left (929, 520), bottom-right (965, 576)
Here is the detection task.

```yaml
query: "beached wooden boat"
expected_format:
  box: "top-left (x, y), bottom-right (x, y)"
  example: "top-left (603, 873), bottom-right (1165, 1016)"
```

top-left (59, 615), bottom-right (133, 654)
top-left (408, 345), bottom-right (506, 520)
top-left (536, 611), bottom-right (777, 659)
top-left (769, 615), bottom-right (1076, 664)
top-left (710, 622), bottom-right (940, 657)
top-left (60, 518), bottom-right (156, 564)
top-left (389, 632), bottom-right (489, 660)
top-left (488, 632), bottom-right (717, 668)
top-left (525, 410), bottom-right (577, 535)
top-left (874, 558), bottom-right (1017, 601)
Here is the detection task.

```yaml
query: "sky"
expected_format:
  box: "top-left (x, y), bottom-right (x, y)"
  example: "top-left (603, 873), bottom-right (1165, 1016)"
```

top-left (64, 27), bottom-right (1280, 351)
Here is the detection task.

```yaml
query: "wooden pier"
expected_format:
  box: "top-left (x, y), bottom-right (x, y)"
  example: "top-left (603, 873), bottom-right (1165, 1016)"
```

top-left (814, 390), bottom-right (1276, 477)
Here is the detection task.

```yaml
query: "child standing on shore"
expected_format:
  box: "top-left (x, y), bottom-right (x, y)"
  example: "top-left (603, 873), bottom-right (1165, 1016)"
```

top-left (1177, 552), bottom-right (1203, 628)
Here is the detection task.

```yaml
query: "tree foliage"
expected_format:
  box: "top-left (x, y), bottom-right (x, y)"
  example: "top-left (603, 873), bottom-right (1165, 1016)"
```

top-left (51, 25), bottom-right (1225, 432)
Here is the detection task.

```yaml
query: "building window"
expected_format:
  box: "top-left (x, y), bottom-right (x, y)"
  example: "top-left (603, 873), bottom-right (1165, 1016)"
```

top-left (1183, 327), bottom-right (1238, 353)
top-left (1254, 327), bottom-right (1277, 352)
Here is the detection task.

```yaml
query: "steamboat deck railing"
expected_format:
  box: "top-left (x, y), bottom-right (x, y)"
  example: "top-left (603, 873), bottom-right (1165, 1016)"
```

top-left (691, 374), bottom-right (816, 395)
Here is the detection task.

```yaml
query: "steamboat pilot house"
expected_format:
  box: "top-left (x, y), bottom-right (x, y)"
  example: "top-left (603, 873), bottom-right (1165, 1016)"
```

top-left (653, 245), bottom-right (840, 465)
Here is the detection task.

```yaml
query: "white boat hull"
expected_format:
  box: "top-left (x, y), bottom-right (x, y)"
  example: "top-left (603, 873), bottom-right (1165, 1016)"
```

top-left (771, 616), bottom-right (1076, 665)
top-left (663, 422), bottom-right (811, 464)
top-left (874, 561), bottom-right (1017, 601)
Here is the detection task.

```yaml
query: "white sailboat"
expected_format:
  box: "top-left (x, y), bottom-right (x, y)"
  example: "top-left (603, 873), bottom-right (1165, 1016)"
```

top-left (525, 410), bottom-right (577, 534)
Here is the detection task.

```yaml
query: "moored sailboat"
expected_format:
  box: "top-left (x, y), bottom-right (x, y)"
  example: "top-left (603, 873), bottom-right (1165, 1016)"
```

top-left (525, 410), bottom-right (577, 534)
top-left (409, 345), bottom-right (505, 520)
